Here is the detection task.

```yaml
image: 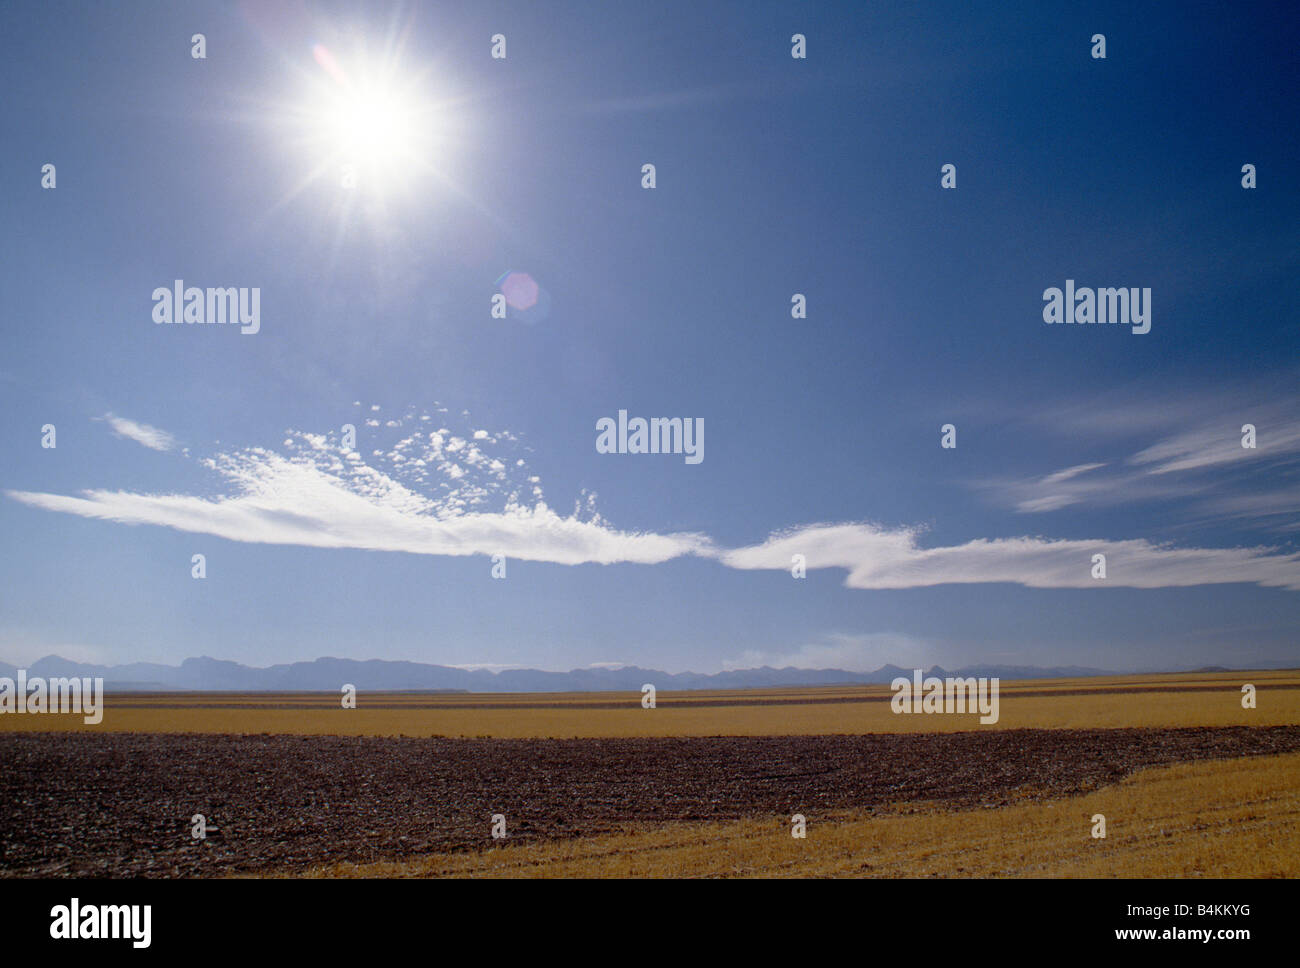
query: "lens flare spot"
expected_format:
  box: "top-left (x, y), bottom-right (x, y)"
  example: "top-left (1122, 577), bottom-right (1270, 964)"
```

top-left (497, 271), bottom-right (540, 311)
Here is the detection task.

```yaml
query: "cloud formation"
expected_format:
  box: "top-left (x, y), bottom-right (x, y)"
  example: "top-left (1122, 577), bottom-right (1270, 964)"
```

top-left (7, 411), bottom-right (1299, 592)
top-left (721, 522), bottom-right (1300, 591)
top-left (100, 414), bottom-right (176, 452)
top-left (984, 385), bottom-right (1300, 525)
top-left (9, 421), bottom-right (709, 566)
top-left (723, 632), bottom-right (930, 673)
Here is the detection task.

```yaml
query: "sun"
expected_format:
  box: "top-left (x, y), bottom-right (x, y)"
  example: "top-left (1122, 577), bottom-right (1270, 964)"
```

top-left (322, 84), bottom-right (422, 169)
top-left (250, 30), bottom-right (474, 245)
top-left (299, 42), bottom-right (444, 193)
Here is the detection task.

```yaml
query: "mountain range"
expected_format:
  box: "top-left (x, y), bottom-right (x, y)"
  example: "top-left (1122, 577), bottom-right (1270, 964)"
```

top-left (0, 654), bottom-right (1137, 692)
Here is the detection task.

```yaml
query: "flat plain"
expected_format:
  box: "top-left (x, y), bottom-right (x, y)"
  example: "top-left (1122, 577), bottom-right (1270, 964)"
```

top-left (1, 670), bottom-right (1296, 878)
top-left (1, 670), bottom-right (1295, 737)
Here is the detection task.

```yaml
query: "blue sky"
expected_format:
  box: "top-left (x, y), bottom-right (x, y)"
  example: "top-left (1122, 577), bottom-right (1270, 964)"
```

top-left (1, 0), bottom-right (1297, 674)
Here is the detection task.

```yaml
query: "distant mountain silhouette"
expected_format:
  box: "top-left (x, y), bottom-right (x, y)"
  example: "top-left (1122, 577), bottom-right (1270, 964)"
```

top-left (0, 654), bottom-right (1133, 692)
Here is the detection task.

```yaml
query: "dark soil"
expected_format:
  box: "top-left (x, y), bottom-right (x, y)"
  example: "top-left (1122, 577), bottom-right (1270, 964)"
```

top-left (2, 726), bottom-right (1298, 877)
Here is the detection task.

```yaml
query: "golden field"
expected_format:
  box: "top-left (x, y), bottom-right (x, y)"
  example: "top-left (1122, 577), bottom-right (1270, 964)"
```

top-left (1, 669), bottom-right (1296, 737)
top-left (6, 670), bottom-right (1296, 879)
top-left (288, 749), bottom-right (1300, 878)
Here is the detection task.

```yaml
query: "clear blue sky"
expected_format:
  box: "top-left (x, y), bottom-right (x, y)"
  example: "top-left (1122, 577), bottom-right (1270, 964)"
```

top-left (1, 0), bottom-right (1296, 674)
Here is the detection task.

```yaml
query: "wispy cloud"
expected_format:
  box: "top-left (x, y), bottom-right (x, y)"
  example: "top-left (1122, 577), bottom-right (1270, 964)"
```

top-left (1041, 463), bottom-right (1108, 486)
top-left (99, 413), bottom-right (176, 452)
top-left (721, 522), bottom-right (1300, 591)
top-left (8, 414), bottom-right (1300, 592)
top-left (723, 632), bottom-right (930, 673)
top-left (1128, 417), bottom-right (1300, 475)
top-left (981, 382), bottom-right (1300, 524)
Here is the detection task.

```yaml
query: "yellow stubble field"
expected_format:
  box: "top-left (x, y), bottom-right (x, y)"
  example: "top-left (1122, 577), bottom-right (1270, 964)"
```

top-left (290, 750), bottom-right (1300, 878)
top-left (2, 669), bottom-right (1295, 738)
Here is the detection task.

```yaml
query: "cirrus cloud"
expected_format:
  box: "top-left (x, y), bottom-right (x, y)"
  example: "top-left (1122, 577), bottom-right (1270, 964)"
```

top-left (99, 413), bottom-right (176, 452)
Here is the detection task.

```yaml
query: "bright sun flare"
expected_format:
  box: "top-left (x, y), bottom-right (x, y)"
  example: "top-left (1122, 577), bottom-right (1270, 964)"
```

top-left (298, 42), bottom-right (444, 194)
top-left (323, 86), bottom-right (421, 166)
